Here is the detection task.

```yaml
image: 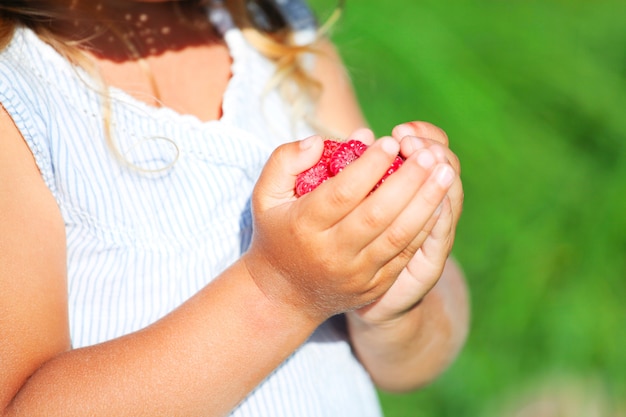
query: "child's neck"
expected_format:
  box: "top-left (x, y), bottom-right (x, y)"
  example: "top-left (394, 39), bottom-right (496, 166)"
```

top-left (48, 1), bottom-right (233, 122)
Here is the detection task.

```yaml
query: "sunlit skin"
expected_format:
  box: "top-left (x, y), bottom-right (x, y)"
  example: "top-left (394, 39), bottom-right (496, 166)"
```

top-left (51, 0), bottom-right (231, 119)
top-left (0, 0), bottom-right (469, 415)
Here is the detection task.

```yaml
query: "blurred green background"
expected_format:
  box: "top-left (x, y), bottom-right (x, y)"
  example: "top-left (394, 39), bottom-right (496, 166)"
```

top-left (311, 0), bottom-right (626, 416)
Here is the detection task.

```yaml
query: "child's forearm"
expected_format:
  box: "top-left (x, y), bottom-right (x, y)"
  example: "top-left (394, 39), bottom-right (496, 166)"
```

top-left (346, 258), bottom-right (470, 392)
top-left (4, 260), bottom-right (319, 417)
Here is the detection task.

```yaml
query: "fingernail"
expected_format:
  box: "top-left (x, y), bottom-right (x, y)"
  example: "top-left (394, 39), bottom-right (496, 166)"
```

top-left (411, 136), bottom-right (425, 150)
top-left (393, 124), bottom-right (413, 138)
top-left (417, 150), bottom-right (435, 169)
top-left (435, 164), bottom-right (455, 187)
top-left (380, 137), bottom-right (400, 155)
top-left (299, 135), bottom-right (318, 150)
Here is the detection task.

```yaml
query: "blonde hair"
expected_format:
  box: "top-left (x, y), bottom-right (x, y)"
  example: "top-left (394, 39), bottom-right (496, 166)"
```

top-left (0, 0), bottom-right (343, 167)
top-left (226, 0), bottom-right (344, 135)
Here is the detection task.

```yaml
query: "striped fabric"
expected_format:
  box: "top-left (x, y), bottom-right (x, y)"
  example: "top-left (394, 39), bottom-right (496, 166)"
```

top-left (0, 16), bottom-right (383, 417)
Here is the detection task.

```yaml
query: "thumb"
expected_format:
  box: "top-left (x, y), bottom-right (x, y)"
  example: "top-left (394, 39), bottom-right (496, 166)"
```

top-left (253, 135), bottom-right (324, 211)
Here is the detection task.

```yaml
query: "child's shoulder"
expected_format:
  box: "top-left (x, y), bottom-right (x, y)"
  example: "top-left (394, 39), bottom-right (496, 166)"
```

top-left (0, 27), bottom-right (95, 104)
top-left (1, 27), bottom-right (68, 78)
top-left (0, 27), bottom-right (91, 189)
top-left (0, 27), bottom-right (81, 110)
top-left (0, 26), bottom-right (101, 129)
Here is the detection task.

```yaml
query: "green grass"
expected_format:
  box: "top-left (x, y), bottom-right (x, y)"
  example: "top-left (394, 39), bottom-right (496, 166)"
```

top-left (311, 0), bottom-right (626, 415)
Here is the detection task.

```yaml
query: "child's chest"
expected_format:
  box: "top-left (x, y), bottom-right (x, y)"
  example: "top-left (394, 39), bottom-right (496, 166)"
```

top-left (94, 41), bottom-right (233, 122)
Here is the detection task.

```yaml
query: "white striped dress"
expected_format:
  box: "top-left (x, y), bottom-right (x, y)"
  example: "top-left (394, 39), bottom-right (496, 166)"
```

top-left (0, 12), bottom-right (383, 417)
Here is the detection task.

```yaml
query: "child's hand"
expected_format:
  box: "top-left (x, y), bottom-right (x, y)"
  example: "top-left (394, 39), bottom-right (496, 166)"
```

top-left (393, 121), bottom-right (463, 232)
top-left (242, 130), bottom-right (455, 325)
top-left (351, 121), bottom-right (463, 324)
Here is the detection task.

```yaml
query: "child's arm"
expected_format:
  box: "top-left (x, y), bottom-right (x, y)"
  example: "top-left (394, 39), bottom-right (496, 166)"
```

top-left (347, 257), bottom-right (470, 391)
top-left (347, 122), bottom-right (469, 391)
top-left (311, 40), bottom-right (470, 391)
top-left (0, 104), bottom-right (314, 416)
top-left (0, 104), bottom-right (444, 415)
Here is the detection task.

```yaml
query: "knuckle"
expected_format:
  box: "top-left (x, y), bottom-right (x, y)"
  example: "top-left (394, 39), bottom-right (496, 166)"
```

top-left (291, 215), bottom-right (310, 238)
top-left (361, 203), bottom-right (388, 230)
top-left (327, 181), bottom-right (355, 207)
top-left (396, 243), bottom-right (418, 265)
top-left (385, 224), bottom-right (411, 251)
top-left (422, 186), bottom-right (446, 209)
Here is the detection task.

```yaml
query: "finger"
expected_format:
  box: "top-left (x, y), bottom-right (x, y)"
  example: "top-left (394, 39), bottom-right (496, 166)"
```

top-left (392, 121), bottom-right (449, 147)
top-left (253, 135), bottom-right (325, 211)
top-left (365, 161), bottom-right (456, 265)
top-left (397, 135), bottom-right (426, 157)
top-left (448, 175), bottom-right (464, 227)
top-left (399, 136), bottom-right (460, 171)
top-left (398, 187), bottom-right (456, 265)
top-left (406, 196), bottom-right (455, 281)
top-left (395, 124), bottom-right (462, 241)
top-left (405, 200), bottom-right (444, 257)
top-left (301, 136), bottom-right (401, 229)
top-left (424, 196), bottom-right (454, 257)
top-left (347, 127), bottom-right (376, 146)
top-left (393, 136), bottom-right (447, 168)
top-left (398, 136), bottom-right (463, 229)
top-left (413, 141), bottom-right (462, 225)
top-left (336, 148), bottom-right (438, 249)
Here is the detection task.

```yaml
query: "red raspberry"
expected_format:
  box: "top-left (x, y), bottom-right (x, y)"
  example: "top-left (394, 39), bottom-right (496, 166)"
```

top-left (295, 162), bottom-right (330, 197)
top-left (328, 140), bottom-right (368, 175)
top-left (294, 138), bottom-right (404, 196)
top-left (320, 140), bottom-right (341, 165)
top-left (372, 155), bottom-right (404, 191)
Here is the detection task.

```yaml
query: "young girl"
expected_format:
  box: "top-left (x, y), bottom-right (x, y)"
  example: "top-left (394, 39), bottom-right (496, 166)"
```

top-left (0, 1), bottom-right (468, 415)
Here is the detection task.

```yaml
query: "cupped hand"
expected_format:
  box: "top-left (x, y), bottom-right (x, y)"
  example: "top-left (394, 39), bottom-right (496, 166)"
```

top-left (350, 122), bottom-right (463, 324)
top-left (393, 121), bottom-right (463, 232)
top-left (242, 129), bottom-right (453, 325)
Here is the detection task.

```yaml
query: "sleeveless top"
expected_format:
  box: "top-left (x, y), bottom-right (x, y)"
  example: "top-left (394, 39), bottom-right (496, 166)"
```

top-left (0, 10), bottom-right (384, 417)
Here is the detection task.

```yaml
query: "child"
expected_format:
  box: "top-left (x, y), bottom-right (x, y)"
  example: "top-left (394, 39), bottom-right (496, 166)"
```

top-left (0, 1), bottom-right (468, 415)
